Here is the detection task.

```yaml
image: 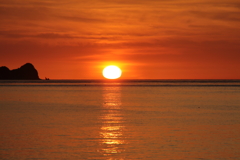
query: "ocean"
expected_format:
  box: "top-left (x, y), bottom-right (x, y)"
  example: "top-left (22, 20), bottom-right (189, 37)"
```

top-left (0, 80), bottom-right (240, 160)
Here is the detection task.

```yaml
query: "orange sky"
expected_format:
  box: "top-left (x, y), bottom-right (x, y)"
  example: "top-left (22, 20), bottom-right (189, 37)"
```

top-left (0, 0), bottom-right (240, 79)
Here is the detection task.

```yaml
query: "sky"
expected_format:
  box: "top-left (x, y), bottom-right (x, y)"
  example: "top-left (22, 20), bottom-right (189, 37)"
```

top-left (0, 0), bottom-right (240, 79)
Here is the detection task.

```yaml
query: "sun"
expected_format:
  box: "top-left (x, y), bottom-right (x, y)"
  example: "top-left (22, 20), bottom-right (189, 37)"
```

top-left (102, 65), bottom-right (122, 79)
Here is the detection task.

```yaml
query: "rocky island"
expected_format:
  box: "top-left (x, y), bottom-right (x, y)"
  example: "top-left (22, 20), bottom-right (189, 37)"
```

top-left (0, 63), bottom-right (40, 80)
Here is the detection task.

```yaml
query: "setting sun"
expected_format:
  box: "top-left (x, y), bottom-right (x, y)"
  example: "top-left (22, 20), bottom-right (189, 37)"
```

top-left (102, 65), bottom-right (122, 79)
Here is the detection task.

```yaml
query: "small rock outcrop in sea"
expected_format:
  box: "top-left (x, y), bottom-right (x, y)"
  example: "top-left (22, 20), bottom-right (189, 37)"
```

top-left (0, 63), bottom-right (40, 80)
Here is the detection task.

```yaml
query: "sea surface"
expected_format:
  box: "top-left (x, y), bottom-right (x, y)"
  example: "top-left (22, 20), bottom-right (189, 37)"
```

top-left (0, 80), bottom-right (240, 160)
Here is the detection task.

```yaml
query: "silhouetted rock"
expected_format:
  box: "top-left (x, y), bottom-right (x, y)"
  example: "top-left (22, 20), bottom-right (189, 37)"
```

top-left (0, 66), bottom-right (11, 79)
top-left (0, 63), bottom-right (40, 80)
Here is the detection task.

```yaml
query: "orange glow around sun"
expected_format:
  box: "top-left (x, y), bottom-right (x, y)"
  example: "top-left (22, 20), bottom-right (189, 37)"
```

top-left (102, 65), bottom-right (122, 79)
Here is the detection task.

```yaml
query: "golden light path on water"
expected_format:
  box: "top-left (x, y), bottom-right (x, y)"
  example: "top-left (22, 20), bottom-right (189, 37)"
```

top-left (99, 86), bottom-right (125, 158)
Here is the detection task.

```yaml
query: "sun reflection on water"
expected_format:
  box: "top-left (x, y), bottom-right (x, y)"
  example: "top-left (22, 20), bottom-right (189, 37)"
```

top-left (99, 86), bottom-right (126, 158)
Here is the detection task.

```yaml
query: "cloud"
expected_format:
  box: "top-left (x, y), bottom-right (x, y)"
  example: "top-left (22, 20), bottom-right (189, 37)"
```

top-left (0, 5), bottom-right (52, 21)
top-left (60, 15), bottom-right (105, 23)
top-left (189, 10), bottom-right (240, 22)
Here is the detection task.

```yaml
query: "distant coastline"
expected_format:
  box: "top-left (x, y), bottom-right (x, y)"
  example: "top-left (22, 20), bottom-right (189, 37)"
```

top-left (0, 63), bottom-right (40, 80)
top-left (0, 79), bottom-right (240, 87)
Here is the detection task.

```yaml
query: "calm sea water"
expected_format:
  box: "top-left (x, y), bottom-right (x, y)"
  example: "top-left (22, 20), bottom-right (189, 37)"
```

top-left (0, 80), bottom-right (240, 160)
